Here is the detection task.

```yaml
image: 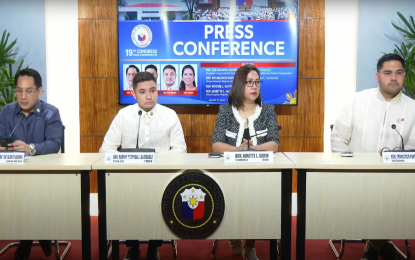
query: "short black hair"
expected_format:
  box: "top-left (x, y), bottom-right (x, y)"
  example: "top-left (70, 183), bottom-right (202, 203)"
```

top-left (228, 64), bottom-right (262, 109)
top-left (377, 53), bottom-right (405, 72)
top-left (15, 68), bottom-right (42, 89)
top-left (132, 72), bottom-right (157, 90)
top-left (145, 64), bottom-right (158, 73)
top-left (163, 65), bottom-right (176, 73)
top-left (126, 65), bottom-right (139, 74)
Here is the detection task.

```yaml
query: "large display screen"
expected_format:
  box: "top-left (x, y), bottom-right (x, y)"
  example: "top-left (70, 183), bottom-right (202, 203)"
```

top-left (118, 0), bottom-right (299, 105)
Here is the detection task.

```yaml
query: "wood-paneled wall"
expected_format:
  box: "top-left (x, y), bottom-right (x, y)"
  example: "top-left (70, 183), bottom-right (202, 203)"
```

top-left (78, 0), bottom-right (325, 193)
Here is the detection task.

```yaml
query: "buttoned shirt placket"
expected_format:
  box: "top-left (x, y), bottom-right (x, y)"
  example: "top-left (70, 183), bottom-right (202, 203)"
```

top-left (143, 112), bottom-right (152, 148)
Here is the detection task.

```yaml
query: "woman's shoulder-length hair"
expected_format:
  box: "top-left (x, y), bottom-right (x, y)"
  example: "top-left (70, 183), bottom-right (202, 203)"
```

top-left (227, 64), bottom-right (262, 109)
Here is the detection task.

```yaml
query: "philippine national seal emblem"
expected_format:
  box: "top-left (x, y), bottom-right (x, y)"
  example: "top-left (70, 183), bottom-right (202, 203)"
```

top-left (161, 170), bottom-right (225, 239)
top-left (131, 24), bottom-right (152, 48)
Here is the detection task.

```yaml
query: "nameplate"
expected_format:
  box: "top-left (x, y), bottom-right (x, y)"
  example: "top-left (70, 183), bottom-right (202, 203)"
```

top-left (223, 151), bottom-right (273, 163)
top-left (383, 150), bottom-right (415, 163)
top-left (105, 152), bottom-right (155, 164)
top-left (0, 152), bottom-right (25, 164)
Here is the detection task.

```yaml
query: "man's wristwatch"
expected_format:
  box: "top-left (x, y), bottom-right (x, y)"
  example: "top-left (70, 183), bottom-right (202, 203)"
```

top-left (29, 143), bottom-right (36, 156)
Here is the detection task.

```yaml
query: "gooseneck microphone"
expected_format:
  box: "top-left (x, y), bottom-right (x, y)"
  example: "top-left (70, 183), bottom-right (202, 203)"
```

top-left (391, 124), bottom-right (405, 150)
top-left (119, 110), bottom-right (154, 153)
top-left (247, 126), bottom-right (282, 150)
top-left (136, 110), bottom-right (142, 148)
top-left (249, 125), bottom-right (282, 139)
top-left (9, 113), bottom-right (25, 138)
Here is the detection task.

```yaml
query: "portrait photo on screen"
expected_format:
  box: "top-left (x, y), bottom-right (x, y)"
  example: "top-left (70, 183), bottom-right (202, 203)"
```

top-left (143, 64), bottom-right (161, 89)
top-left (161, 64), bottom-right (179, 91)
top-left (179, 64), bottom-right (198, 97)
top-left (179, 64), bottom-right (197, 91)
top-left (123, 64), bottom-right (141, 92)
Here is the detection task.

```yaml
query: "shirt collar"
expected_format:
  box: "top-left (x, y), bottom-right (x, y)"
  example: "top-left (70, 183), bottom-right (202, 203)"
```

top-left (14, 100), bottom-right (43, 116)
top-left (33, 100), bottom-right (43, 116)
top-left (13, 102), bottom-right (21, 116)
top-left (376, 86), bottom-right (403, 103)
top-left (137, 103), bottom-right (158, 119)
top-left (376, 86), bottom-right (402, 103)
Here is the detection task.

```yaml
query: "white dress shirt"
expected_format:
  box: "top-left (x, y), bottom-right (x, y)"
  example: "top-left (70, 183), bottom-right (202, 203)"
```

top-left (99, 103), bottom-right (187, 153)
top-left (331, 88), bottom-right (415, 153)
top-left (162, 84), bottom-right (178, 91)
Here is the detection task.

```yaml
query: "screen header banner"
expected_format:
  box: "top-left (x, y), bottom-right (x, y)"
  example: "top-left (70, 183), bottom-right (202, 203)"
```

top-left (119, 20), bottom-right (298, 60)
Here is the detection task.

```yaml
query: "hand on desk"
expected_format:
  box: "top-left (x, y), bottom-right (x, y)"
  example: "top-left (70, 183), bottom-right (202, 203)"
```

top-left (237, 139), bottom-right (249, 150)
top-left (248, 140), bottom-right (258, 150)
top-left (237, 139), bottom-right (258, 150)
top-left (8, 140), bottom-right (30, 154)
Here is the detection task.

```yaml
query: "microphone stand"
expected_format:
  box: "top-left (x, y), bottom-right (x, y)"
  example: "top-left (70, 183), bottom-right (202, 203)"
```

top-left (391, 124), bottom-right (405, 150)
top-left (119, 110), bottom-right (155, 153)
top-left (136, 110), bottom-right (142, 149)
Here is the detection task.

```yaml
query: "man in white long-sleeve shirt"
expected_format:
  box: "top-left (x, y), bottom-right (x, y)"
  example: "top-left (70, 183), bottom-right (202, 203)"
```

top-left (100, 72), bottom-right (186, 154)
top-left (331, 53), bottom-right (414, 260)
top-left (100, 72), bottom-right (186, 260)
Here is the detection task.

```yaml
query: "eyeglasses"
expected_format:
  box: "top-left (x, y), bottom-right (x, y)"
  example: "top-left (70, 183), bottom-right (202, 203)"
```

top-left (15, 88), bottom-right (38, 96)
top-left (245, 80), bottom-right (263, 87)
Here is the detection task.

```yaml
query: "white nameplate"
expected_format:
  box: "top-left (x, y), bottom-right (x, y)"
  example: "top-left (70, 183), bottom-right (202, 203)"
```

top-left (383, 151), bottom-right (415, 163)
top-left (0, 152), bottom-right (25, 164)
top-left (223, 151), bottom-right (274, 163)
top-left (105, 152), bottom-right (155, 164)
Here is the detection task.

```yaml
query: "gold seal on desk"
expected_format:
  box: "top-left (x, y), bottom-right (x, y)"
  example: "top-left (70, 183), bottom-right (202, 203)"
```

top-left (161, 170), bottom-right (225, 239)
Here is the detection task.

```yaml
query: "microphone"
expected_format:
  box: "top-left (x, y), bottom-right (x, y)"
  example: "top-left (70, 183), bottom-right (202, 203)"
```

top-left (391, 124), bottom-right (405, 150)
top-left (247, 126), bottom-right (281, 150)
top-left (119, 109), bottom-right (155, 153)
top-left (8, 113), bottom-right (25, 138)
top-left (249, 125), bottom-right (282, 139)
top-left (136, 110), bottom-right (142, 149)
top-left (248, 132), bottom-right (258, 150)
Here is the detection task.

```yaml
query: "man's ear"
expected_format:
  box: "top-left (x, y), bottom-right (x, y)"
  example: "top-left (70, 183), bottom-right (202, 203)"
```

top-left (38, 86), bottom-right (44, 96)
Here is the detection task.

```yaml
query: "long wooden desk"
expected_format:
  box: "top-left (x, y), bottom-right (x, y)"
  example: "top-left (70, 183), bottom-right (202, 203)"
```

top-left (0, 153), bottom-right (103, 260)
top-left (284, 152), bottom-right (415, 260)
top-left (92, 152), bottom-right (294, 260)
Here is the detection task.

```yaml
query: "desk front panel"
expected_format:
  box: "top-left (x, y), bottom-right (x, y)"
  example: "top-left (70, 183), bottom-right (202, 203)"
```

top-left (0, 173), bottom-right (82, 239)
top-left (306, 171), bottom-right (415, 239)
top-left (106, 170), bottom-right (282, 239)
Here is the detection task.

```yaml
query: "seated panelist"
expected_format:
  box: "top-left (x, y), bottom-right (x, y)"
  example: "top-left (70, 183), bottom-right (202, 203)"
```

top-left (99, 72), bottom-right (186, 260)
top-left (99, 72), bottom-right (186, 154)
top-left (211, 64), bottom-right (280, 260)
top-left (0, 68), bottom-right (63, 260)
top-left (331, 53), bottom-right (415, 260)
